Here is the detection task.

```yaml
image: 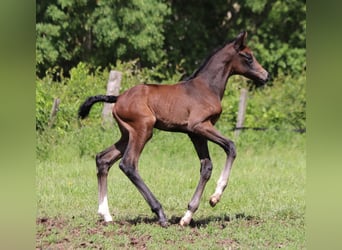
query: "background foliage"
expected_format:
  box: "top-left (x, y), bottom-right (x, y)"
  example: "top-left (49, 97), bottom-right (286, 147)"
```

top-left (36, 0), bottom-right (170, 78)
top-left (36, 0), bottom-right (305, 78)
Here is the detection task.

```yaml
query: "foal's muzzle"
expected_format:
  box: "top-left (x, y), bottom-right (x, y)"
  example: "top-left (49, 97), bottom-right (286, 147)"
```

top-left (253, 71), bottom-right (270, 87)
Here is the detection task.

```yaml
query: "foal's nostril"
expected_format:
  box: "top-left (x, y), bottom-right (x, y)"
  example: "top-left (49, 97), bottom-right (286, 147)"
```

top-left (265, 72), bottom-right (271, 82)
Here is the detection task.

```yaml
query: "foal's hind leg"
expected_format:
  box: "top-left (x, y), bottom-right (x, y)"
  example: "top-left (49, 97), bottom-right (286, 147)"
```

top-left (180, 134), bottom-right (212, 226)
top-left (96, 137), bottom-right (127, 222)
top-left (118, 122), bottom-right (168, 227)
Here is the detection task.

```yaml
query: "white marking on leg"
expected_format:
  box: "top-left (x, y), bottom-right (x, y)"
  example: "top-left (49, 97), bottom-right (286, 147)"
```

top-left (210, 158), bottom-right (233, 207)
top-left (180, 210), bottom-right (193, 226)
top-left (98, 195), bottom-right (113, 222)
top-left (217, 175), bottom-right (228, 194)
top-left (210, 177), bottom-right (227, 206)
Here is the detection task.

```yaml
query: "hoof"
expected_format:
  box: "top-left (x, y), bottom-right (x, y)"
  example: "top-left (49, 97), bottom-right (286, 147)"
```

top-left (180, 210), bottom-right (193, 227)
top-left (159, 220), bottom-right (169, 228)
top-left (179, 210), bottom-right (193, 227)
top-left (103, 214), bottom-right (113, 222)
top-left (98, 211), bottom-right (113, 222)
top-left (179, 218), bottom-right (190, 227)
top-left (209, 196), bottom-right (220, 207)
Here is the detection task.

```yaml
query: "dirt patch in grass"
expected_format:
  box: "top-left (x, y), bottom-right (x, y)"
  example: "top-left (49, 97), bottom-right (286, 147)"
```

top-left (36, 216), bottom-right (155, 249)
top-left (36, 217), bottom-right (106, 249)
top-left (36, 215), bottom-right (257, 249)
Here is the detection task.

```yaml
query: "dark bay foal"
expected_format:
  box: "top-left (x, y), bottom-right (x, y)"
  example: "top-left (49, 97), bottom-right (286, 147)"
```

top-left (78, 31), bottom-right (269, 227)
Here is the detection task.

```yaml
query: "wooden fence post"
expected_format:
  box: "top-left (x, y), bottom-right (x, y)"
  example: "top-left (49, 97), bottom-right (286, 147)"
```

top-left (102, 70), bottom-right (122, 125)
top-left (234, 88), bottom-right (248, 137)
top-left (48, 98), bottom-right (60, 128)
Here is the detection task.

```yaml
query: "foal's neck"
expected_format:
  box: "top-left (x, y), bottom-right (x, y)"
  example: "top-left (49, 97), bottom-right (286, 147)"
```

top-left (197, 49), bottom-right (234, 100)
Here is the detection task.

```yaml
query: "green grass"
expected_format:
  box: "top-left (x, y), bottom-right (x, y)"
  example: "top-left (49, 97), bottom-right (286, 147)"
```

top-left (36, 129), bottom-right (305, 249)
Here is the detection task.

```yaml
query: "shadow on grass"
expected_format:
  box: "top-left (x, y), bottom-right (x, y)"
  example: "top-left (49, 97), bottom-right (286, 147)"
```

top-left (107, 213), bottom-right (257, 228)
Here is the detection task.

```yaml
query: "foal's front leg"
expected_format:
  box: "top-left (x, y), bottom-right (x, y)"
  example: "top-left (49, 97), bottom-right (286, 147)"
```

top-left (191, 121), bottom-right (237, 208)
top-left (209, 154), bottom-right (235, 207)
top-left (180, 135), bottom-right (212, 226)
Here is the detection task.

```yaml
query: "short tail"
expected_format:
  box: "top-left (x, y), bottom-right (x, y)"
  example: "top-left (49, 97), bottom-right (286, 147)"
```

top-left (78, 95), bottom-right (118, 119)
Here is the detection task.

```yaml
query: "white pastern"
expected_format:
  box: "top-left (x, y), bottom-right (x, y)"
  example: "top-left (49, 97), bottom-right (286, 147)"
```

top-left (180, 210), bottom-right (193, 226)
top-left (98, 195), bottom-right (113, 222)
top-left (214, 178), bottom-right (227, 197)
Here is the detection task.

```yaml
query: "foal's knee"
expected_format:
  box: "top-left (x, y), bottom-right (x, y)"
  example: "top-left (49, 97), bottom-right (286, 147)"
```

top-left (200, 158), bottom-right (213, 181)
top-left (226, 140), bottom-right (237, 159)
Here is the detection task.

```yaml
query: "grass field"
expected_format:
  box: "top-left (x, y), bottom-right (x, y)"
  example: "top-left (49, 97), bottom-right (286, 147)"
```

top-left (36, 128), bottom-right (305, 249)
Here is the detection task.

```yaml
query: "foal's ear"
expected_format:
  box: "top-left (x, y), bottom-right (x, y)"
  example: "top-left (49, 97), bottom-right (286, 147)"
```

top-left (234, 31), bottom-right (248, 51)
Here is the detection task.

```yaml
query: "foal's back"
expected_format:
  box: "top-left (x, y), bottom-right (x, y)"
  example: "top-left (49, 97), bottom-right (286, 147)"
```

top-left (113, 80), bottom-right (222, 132)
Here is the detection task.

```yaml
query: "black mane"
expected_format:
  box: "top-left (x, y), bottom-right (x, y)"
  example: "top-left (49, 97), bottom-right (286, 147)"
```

top-left (181, 38), bottom-right (236, 81)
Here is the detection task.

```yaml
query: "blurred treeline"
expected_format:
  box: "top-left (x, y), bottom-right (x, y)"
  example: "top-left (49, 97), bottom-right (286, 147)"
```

top-left (36, 0), bottom-right (306, 78)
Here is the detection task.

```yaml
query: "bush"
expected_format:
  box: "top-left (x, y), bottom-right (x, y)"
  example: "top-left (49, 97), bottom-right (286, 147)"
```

top-left (245, 73), bottom-right (306, 130)
top-left (36, 63), bottom-right (305, 161)
top-left (219, 73), bottom-right (306, 131)
top-left (36, 63), bottom-right (108, 132)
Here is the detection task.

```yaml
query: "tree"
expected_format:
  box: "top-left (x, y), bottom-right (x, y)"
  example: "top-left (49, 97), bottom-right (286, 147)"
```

top-left (36, 0), bottom-right (306, 78)
top-left (164, 0), bottom-right (306, 77)
top-left (36, 0), bottom-right (170, 77)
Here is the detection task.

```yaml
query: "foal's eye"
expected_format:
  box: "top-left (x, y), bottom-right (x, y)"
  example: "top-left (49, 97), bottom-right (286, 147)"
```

top-left (240, 52), bottom-right (253, 65)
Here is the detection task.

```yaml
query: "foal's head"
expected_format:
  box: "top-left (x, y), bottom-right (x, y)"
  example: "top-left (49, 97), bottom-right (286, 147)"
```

top-left (230, 31), bottom-right (269, 87)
